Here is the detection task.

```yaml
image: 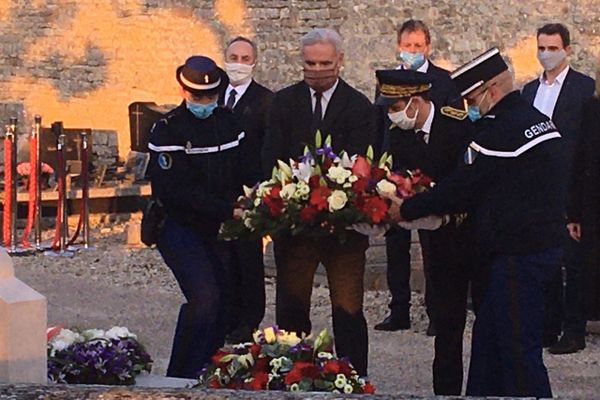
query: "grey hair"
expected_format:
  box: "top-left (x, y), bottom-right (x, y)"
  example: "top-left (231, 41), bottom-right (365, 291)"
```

top-left (300, 28), bottom-right (344, 54)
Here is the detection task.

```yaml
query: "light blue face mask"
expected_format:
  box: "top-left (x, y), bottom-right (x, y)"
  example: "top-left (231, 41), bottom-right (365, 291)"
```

top-left (467, 90), bottom-right (489, 122)
top-left (398, 51), bottom-right (426, 70)
top-left (186, 100), bottom-right (218, 119)
top-left (467, 105), bottom-right (482, 122)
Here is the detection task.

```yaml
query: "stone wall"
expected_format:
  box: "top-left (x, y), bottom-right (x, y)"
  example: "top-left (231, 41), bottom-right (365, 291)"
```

top-left (0, 0), bottom-right (598, 161)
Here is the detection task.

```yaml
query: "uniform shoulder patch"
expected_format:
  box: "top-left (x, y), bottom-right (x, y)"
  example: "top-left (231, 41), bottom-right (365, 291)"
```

top-left (441, 105), bottom-right (468, 121)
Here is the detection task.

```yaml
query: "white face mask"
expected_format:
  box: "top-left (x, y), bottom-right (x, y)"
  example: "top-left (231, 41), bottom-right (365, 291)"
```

top-left (224, 62), bottom-right (254, 85)
top-left (537, 49), bottom-right (567, 72)
top-left (388, 98), bottom-right (418, 130)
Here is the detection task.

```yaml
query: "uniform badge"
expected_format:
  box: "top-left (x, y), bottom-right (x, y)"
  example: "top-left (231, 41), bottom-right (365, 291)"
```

top-left (464, 146), bottom-right (478, 165)
top-left (158, 153), bottom-right (173, 170)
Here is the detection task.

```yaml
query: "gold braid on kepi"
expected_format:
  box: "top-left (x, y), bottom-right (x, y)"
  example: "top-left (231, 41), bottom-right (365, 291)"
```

top-left (379, 83), bottom-right (432, 98)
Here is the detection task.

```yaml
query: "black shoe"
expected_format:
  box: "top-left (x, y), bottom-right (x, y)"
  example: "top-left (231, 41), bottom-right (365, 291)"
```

top-left (374, 314), bottom-right (410, 331)
top-left (225, 325), bottom-right (254, 344)
top-left (548, 335), bottom-right (586, 355)
top-left (542, 334), bottom-right (558, 348)
top-left (426, 321), bottom-right (436, 337)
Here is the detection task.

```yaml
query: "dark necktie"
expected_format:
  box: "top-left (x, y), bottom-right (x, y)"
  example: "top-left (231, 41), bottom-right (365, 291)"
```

top-left (416, 130), bottom-right (428, 144)
top-left (226, 88), bottom-right (237, 109)
top-left (311, 91), bottom-right (323, 134)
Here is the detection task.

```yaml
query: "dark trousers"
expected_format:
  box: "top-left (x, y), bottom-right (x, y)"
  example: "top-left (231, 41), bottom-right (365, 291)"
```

top-left (428, 223), bottom-right (487, 395)
top-left (563, 236), bottom-right (586, 338)
top-left (157, 218), bottom-right (230, 379)
top-left (466, 248), bottom-right (561, 398)
top-left (274, 233), bottom-right (369, 376)
top-left (227, 238), bottom-right (265, 332)
top-left (385, 227), bottom-right (434, 319)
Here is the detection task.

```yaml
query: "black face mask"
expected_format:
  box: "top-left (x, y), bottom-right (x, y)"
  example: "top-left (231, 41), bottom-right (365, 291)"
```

top-left (303, 68), bottom-right (338, 92)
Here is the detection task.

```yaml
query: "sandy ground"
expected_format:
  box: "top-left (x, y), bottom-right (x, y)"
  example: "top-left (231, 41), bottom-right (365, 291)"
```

top-left (10, 222), bottom-right (600, 398)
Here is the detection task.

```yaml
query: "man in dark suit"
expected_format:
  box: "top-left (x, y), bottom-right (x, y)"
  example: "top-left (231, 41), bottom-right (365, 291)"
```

top-left (219, 36), bottom-right (274, 343)
top-left (376, 69), bottom-right (483, 395)
top-left (522, 23), bottom-right (595, 354)
top-left (375, 19), bottom-right (461, 335)
top-left (262, 28), bottom-right (377, 377)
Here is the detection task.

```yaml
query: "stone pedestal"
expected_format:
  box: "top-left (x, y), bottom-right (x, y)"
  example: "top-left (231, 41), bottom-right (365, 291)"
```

top-left (0, 249), bottom-right (47, 384)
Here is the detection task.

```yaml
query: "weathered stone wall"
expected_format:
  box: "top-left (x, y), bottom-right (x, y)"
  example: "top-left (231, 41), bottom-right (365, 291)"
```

top-left (0, 0), bottom-right (598, 161)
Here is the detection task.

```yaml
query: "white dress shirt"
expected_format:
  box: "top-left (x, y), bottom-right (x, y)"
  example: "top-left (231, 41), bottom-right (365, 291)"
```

top-left (309, 79), bottom-right (340, 119)
top-left (417, 102), bottom-right (435, 144)
top-left (225, 79), bottom-right (252, 109)
top-left (533, 66), bottom-right (569, 119)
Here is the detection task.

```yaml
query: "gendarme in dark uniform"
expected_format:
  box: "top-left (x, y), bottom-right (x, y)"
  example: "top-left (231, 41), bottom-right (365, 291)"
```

top-left (375, 69), bottom-right (483, 396)
top-left (396, 48), bottom-right (567, 398)
top-left (148, 56), bottom-right (257, 378)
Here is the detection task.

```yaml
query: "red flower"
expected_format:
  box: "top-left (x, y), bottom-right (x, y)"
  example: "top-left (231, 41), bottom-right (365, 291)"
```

top-left (263, 186), bottom-right (285, 217)
top-left (249, 344), bottom-right (261, 359)
top-left (210, 350), bottom-right (231, 367)
top-left (337, 360), bottom-right (353, 376)
top-left (323, 361), bottom-right (340, 375)
top-left (322, 158), bottom-right (333, 171)
top-left (410, 169), bottom-right (433, 187)
top-left (308, 175), bottom-right (321, 189)
top-left (351, 156), bottom-right (371, 178)
top-left (351, 177), bottom-right (369, 193)
top-left (371, 167), bottom-right (387, 181)
top-left (360, 196), bottom-right (389, 224)
top-left (208, 378), bottom-right (222, 389)
top-left (387, 173), bottom-right (414, 198)
top-left (252, 357), bottom-right (269, 373)
top-left (46, 326), bottom-right (63, 342)
top-left (284, 361), bottom-right (320, 384)
top-left (300, 205), bottom-right (319, 222)
top-left (249, 372), bottom-right (269, 390)
top-left (363, 382), bottom-right (376, 394)
top-left (309, 186), bottom-right (331, 211)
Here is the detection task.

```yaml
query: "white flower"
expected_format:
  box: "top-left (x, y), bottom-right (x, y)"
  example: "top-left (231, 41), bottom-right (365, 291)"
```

top-left (256, 181), bottom-right (273, 197)
top-left (81, 329), bottom-right (105, 341)
top-left (290, 383), bottom-right (300, 391)
top-left (327, 190), bottom-right (348, 212)
top-left (344, 384), bottom-right (354, 393)
top-left (280, 183), bottom-right (297, 201)
top-left (327, 166), bottom-right (352, 184)
top-left (49, 329), bottom-right (84, 351)
top-left (105, 326), bottom-right (136, 340)
top-left (294, 181), bottom-right (310, 200)
top-left (292, 160), bottom-right (313, 183)
top-left (376, 179), bottom-right (397, 196)
top-left (277, 331), bottom-right (301, 347)
top-left (334, 374), bottom-right (347, 388)
top-left (339, 152), bottom-right (356, 169)
top-left (317, 351), bottom-right (334, 359)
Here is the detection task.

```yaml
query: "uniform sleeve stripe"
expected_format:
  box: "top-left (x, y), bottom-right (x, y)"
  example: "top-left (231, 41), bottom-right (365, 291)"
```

top-left (148, 143), bottom-right (185, 152)
top-left (149, 132), bottom-right (246, 154)
top-left (470, 131), bottom-right (561, 158)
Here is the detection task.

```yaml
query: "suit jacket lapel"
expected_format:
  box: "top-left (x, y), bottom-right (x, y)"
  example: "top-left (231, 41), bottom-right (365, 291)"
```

top-left (233, 80), bottom-right (256, 113)
top-left (523, 79), bottom-right (540, 104)
top-left (553, 69), bottom-right (574, 120)
top-left (321, 79), bottom-right (348, 131)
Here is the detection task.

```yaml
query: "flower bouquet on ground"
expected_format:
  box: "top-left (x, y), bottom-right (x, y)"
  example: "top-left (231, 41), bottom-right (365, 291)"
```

top-left (197, 326), bottom-right (375, 394)
top-left (219, 131), bottom-right (434, 242)
top-left (47, 326), bottom-right (153, 385)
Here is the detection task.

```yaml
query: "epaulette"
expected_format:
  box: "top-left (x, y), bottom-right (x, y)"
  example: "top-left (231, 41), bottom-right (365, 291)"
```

top-left (441, 105), bottom-right (468, 120)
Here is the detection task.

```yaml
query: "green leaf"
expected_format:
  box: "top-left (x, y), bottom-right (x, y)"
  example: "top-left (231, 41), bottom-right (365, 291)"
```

top-left (299, 377), bottom-right (314, 391)
top-left (366, 145), bottom-right (374, 162)
top-left (324, 134), bottom-right (332, 146)
top-left (378, 151), bottom-right (388, 168)
top-left (315, 130), bottom-right (322, 148)
top-left (313, 329), bottom-right (333, 354)
top-left (303, 145), bottom-right (310, 156)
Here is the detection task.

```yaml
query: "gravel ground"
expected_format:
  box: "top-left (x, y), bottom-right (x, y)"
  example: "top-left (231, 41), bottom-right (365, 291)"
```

top-left (10, 222), bottom-right (600, 398)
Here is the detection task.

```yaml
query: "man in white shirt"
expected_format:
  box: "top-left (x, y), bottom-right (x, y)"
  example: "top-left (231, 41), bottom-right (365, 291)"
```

top-left (522, 22), bottom-right (595, 355)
